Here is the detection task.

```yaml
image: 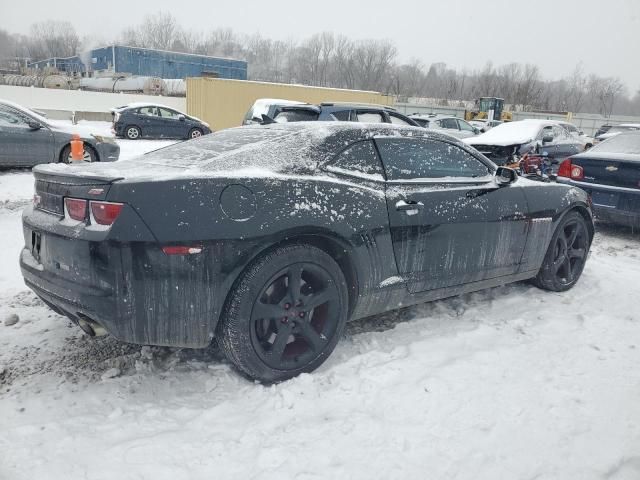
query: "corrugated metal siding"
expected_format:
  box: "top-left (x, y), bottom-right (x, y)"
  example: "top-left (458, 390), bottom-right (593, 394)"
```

top-left (114, 47), bottom-right (247, 80)
top-left (187, 78), bottom-right (393, 131)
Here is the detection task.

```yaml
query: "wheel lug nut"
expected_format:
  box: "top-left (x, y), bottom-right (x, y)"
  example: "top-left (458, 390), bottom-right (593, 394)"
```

top-left (299, 312), bottom-right (305, 318)
top-left (284, 303), bottom-right (291, 310)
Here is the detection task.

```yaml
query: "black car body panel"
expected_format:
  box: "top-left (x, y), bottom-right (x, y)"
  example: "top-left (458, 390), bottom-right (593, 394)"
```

top-left (21, 123), bottom-right (593, 348)
top-left (242, 100), bottom-right (421, 127)
top-left (558, 133), bottom-right (640, 227)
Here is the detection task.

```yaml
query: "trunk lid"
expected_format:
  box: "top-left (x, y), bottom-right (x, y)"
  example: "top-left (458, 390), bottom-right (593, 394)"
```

top-left (571, 153), bottom-right (640, 190)
top-left (33, 164), bottom-right (123, 216)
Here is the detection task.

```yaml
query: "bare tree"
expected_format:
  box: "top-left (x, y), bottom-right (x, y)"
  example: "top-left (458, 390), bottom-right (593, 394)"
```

top-left (27, 21), bottom-right (80, 60)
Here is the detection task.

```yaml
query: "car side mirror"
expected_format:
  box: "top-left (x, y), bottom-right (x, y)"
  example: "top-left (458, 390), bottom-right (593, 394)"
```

top-left (495, 166), bottom-right (517, 186)
top-left (178, 115), bottom-right (185, 121)
top-left (28, 120), bottom-right (42, 130)
top-left (542, 135), bottom-right (554, 144)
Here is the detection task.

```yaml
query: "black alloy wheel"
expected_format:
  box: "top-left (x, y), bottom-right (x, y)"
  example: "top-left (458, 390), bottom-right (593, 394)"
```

top-left (534, 211), bottom-right (591, 291)
top-left (217, 243), bottom-right (348, 383)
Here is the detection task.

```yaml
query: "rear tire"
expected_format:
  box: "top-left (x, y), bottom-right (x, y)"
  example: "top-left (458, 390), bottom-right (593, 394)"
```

top-left (217, 244), bottom-right (348, 383)
top-left (533, 211), bottom-right (591, 292)
top-left (125, 125), bottom-right (141, 140)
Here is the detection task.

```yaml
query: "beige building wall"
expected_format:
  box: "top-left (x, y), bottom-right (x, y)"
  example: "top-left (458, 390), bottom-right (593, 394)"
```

top-left (187, 78), bottom-right (393, 131)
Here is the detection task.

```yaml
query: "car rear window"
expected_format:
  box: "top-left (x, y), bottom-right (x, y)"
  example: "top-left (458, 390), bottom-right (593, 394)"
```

top-left (591, 134), bottom-right (640, 155)
top-left (274, 110), bottom-right (319, 122)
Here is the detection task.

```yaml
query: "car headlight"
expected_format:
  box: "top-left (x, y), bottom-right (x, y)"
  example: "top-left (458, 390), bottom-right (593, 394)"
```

top-left (91, 134), bottom-right (117, 144)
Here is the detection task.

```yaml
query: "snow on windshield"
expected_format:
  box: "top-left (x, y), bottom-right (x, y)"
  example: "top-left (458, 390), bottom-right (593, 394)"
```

top-left (591, 133), bottom-right (640, 155)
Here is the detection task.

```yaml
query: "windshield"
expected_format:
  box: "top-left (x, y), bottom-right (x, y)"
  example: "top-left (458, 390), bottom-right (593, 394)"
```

top-left (590, 133), bottom-right (640, 155)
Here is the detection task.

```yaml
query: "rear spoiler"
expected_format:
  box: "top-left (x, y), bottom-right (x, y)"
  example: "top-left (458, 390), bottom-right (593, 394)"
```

top-left (33, 164), bottom-right (124, 186)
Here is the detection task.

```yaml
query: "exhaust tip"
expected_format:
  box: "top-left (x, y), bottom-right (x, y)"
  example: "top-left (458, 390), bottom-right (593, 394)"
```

top-left (76, 314), bottom-right (108, 337)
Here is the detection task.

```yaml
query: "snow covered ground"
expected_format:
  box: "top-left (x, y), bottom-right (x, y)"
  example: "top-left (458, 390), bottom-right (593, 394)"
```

top-left (0, 136), bottom-right (639, 479)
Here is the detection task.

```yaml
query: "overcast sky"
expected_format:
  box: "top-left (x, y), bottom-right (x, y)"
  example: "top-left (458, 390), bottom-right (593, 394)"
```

top-left (1, 0), bottom-right (638, 89)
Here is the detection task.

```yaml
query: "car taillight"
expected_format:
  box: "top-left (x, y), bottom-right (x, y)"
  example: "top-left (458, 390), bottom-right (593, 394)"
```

top-left (557, 158), bottom-right (572, 178)
top-left (570, 164), bottom-right (584, 180)
top-left (90, 201), bottom-right (123, 225)
top-left (65, 198), bottom-right (87, 221)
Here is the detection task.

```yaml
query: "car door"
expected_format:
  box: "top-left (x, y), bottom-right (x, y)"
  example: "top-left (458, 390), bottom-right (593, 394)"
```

top-left (136, 106), bottom-right (160, 137)
top-left (375, 136), bottom-right (529, 293)
top-left (439, 118), bottom-right (462, 138)
top-left (157, 107), bottom-right (186, 138)
top-left (0, 106), bottom-right (54, 166)
top-left (456, 119), bottom-right (477, 138)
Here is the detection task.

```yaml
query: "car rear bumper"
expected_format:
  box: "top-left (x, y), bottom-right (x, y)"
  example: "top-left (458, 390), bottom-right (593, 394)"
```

top-left (20, 210), bottom-right (218, 348)
top-left (560, 179), bottom-right (640, 227)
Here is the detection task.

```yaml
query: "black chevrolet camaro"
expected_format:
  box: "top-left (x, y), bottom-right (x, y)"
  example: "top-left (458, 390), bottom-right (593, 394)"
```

top-left (21, 123), bottom-right (594, 382)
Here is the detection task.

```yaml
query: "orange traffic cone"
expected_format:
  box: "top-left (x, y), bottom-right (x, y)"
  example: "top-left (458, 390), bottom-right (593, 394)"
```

top-left (70, 134), bottom-right (84, 162)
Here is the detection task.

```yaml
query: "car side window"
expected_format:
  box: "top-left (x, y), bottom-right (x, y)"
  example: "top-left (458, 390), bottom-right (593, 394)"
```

top-left (0, 108), bottom-right (26, 126)
top-left (329, 110), bottom-right (352, 121)
top-left (375, 138), bottom-right (490, 180)
top-left (139, 106), bottom-right (158, 116)
top-left (458, 120), bottom-right (474, 132)
top-left (158, 108), bottom-right (180, 118)
top-left (388, 113), bottom-right (413, 126)
top-left (356, 111), bottom-right (385, 123)
top-left (273, 110), bottom-right (319, 122)
top-left (539, 126), bottom-right (554, 140)
top-left (441, 118), bottom-right (458, 130)
top-left (327, 140), bottom-right (384, 180)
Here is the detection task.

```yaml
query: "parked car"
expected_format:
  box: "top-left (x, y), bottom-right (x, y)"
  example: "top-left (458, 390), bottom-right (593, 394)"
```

top-left (556, 121), bottom-right (594, 149)
top-left (21, 122), bottom-right (593, 382)
top-left (111, 103), bottom-right (212, 140)
top-left (0, 99), bottom-right (120, 167)
top-left (242, 99), bottom-right (420, 126)
top-left (557, 132), bottom-right (640, 228)
top-left (469, 119), bottom-right (503, 132)
top-left (465, 119), bottom-right (584, 167)
top-left (594, 123), bottom-right (640, 139)
top-left (595, 124), bottom-right (640, 142)
top-left (409, 114), bottom-right (480, 138)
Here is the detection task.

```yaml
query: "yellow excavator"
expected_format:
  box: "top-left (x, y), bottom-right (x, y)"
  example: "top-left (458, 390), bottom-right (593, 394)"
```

top-left (464, 97), bottom-right (513, 122)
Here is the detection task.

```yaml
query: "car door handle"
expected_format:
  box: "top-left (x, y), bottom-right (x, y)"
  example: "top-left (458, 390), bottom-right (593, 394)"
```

top-left (395, 200), bottom-right (424, 212)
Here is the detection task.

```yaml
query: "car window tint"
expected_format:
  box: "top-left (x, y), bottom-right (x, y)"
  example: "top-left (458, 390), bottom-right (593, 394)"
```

top-left (158, 108), bottom-right (180, 118)
top-left (356, 111), bottom-right (385, 123)
top-left (441, 118), bottom-right (458, 129)
top-left (376, 138), bottom-right (490, 180)
top-left (273, 110), bottom-right (319, 122)
top-left (458, 120), bottom-right (474, 132)
top-left (0, 108), bottom-right (25, 126)
top-left (413, 118), bottom-right (429, 128)
top-left (388, 113), bottom-right (413, 126)
top-left (139, 106), bottom-right (158, 116)
top-left (328, 140), bottom-right (384, 180)
top-left (330, 110), bottom-right (352, 121)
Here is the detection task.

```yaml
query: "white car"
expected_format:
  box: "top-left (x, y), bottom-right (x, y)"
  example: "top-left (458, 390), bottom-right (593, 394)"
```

top-left (556, 121), bottom-right (594, 150)
top-left (469, 119), bottom-right (503, 133)
top-left (409, 114), bottom-right (480, 139)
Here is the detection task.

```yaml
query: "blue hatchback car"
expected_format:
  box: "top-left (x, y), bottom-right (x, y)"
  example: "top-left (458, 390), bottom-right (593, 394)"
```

top-left (112, 103), bottom-right (212, 140)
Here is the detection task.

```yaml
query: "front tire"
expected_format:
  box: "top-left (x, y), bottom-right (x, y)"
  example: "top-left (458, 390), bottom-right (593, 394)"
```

top-left (217, 244), bottom-right (348, 383)
top-left (60, 144), bottom-right (97, 163)
top-left (188, 127), bottom-right (203, 139)
top-left (533, 211), bottom-right (591, 292)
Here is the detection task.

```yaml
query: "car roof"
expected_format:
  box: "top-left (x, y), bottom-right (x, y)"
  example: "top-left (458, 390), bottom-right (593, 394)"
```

top-left (112, 102), bottom-right (183, 112)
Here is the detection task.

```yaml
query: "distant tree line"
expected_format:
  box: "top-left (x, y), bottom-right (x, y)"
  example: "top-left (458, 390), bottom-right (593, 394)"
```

top-left (1, 13), bottom-right (639, 116)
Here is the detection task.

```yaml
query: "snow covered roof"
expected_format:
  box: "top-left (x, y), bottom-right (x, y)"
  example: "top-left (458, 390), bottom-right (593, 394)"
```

top-left (465, 119), bottom-right (554, 146)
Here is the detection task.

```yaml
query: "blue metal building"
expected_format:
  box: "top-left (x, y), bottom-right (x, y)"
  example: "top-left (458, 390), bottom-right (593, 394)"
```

top-left (28, 45), bottom-right (247, 80)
